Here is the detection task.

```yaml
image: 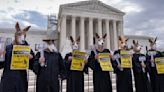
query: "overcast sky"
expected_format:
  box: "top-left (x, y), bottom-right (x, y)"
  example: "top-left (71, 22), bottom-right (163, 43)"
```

top-left (0, 0), bottom-right (164, 48)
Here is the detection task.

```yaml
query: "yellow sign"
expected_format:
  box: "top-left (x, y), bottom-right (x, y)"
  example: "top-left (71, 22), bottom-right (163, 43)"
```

top-left (155, 57), bottom-right (164, 74)
top-left (120, 50), bottom-right (132, 68)
top-left (11, 45), bottom-right (30, 70)
top-left (70, 50), bottom-right (87, 71)
top-left (98, 53), bottom-right (113, 71)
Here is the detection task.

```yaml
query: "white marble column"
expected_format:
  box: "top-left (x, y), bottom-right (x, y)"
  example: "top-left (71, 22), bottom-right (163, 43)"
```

top-left (88, 17), bottom-right (93, 47)
top-left (98, 19), bottom-right (102, 36)
top-left (105, 19), bottom-right (110, 49)
top-left (109, 22), bottom-right (114, 50)
top-left (71, 16), bottom-right (76, 39)
top-left (117, 21), bottom-right (123, 36)
top-left (80, 17), bottom-right (85, 51)
top-left (60, 15), bottom-right (67, 51)
top-left (120, 21), bottom-right (124, 35)
top-left (117, 21), bottom-right (121, 36)
top-left (112, 20), bottom-right (118, 50)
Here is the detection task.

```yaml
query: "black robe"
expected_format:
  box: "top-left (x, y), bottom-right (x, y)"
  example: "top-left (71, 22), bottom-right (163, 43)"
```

top-left (0, 43), bottom-right (35, 92)
top-left (132, 53), bottom-right (152, 92)
top-left (88, 49), bottom-right (112, 92)
top-left (34, 51), bottom-right (66, 92)
top-left (112, 50), bottom-right (133, 92)
top-left (146, 49), bottom-right (164, 92)
top-left (64, 52), bottom-right (88, 92)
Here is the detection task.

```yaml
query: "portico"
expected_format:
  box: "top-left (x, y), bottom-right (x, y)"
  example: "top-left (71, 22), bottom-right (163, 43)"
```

top-left (58, 0), bottom-right (125, 51)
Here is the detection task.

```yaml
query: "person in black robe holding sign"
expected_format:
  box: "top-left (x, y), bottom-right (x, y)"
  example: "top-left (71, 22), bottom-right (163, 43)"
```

top-left (88, 33), bottom-right (112, 92)
top-left (132, 40), bottom-right (152, 92)
top-left (33, 36), bottom-right (66, 92)
top-left (146, 37), bottom-right (164, 92)
top-left (64, 36), bottom-right (88, 92)
top-left (0, 22), bottom-right (35, 92)
top-left (112, 36), bottom-right (133, 92)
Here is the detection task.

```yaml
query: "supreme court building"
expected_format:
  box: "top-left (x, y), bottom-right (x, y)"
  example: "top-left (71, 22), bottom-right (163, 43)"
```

top-left (58, 0), bottom-right (125, 51)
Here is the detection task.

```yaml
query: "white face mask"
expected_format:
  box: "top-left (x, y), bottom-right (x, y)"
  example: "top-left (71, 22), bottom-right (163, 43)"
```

top-left (48, 44), bottom-right (57, 52)
top-left (18, 35), bottom-right (25, 44)
top-left (134, 46), bottom-right (142, 52)
top-left (151, 45), bottom-right (156, 50)
top-left (98, 39), bottom-right (104, 46)
top-left (72, 43), bottom-right (79, 50)
top-left (136, 46), bottom-right (141, 51)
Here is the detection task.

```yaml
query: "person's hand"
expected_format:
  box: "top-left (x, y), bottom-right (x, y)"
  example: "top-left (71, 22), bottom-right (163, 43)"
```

top-left (95, 54), bottom-right (99, 59)
top-left (84, 55), bottom-right (88, 63)
top-left (39, 57), bottom-right (45, 64)
top-left (0, 49), bottom-right (5, 56)
top-left (141, 62), bottom-right (146, 68)
top-left (117, 64), bottom-right (121, 69)
top-left (84, 59), bottom-right (88, 64)
top-left (0, 50), bottom-right (3, 55)
top-left (117, 64), bottom-right (123, 71)
top-left (68, 56), bottom-right (72, 61)
top-left (151, 59), bottom-right (154, 63)
top-left (109, 54), bottom-right (112, 58)
top-left (28, 54), bottom-right (33, 60)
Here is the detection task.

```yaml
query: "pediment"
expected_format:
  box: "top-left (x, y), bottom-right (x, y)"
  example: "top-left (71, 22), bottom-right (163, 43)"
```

top-left (60, 0), bottom-right (125, 14)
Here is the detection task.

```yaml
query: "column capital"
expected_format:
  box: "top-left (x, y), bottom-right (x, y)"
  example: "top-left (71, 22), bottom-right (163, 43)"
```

top-left (112, 20), bottom-right (117, 22)
top-left (71, 15), bottom-right (77, 19)
top-left (80, 16), bottom-right (85, 20)
top-left (105, 19), bottom-right (109, 22)
top-left (89, 17), bottom-right (94, 20)
top-left (98, 18), bottom-right (102, 21)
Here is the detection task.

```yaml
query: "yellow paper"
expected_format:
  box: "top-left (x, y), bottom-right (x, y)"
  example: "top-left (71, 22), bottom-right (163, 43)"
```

top-left (11, 45), bottom-right (30, 70)
top-left (70, 50), bottom-right (87, 71)
top-left (98, 53), bottom-right (113, 71)
top-left (155, 57), bottom-right (164, 74)
top-left (120, 50), bottom-right (132, 68)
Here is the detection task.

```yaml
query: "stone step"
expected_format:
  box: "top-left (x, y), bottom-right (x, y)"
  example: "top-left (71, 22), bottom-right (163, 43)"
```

top-left (0, 70), bottom-right (136, 92)
top-left (27, 74), bottom-right (116, 82)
